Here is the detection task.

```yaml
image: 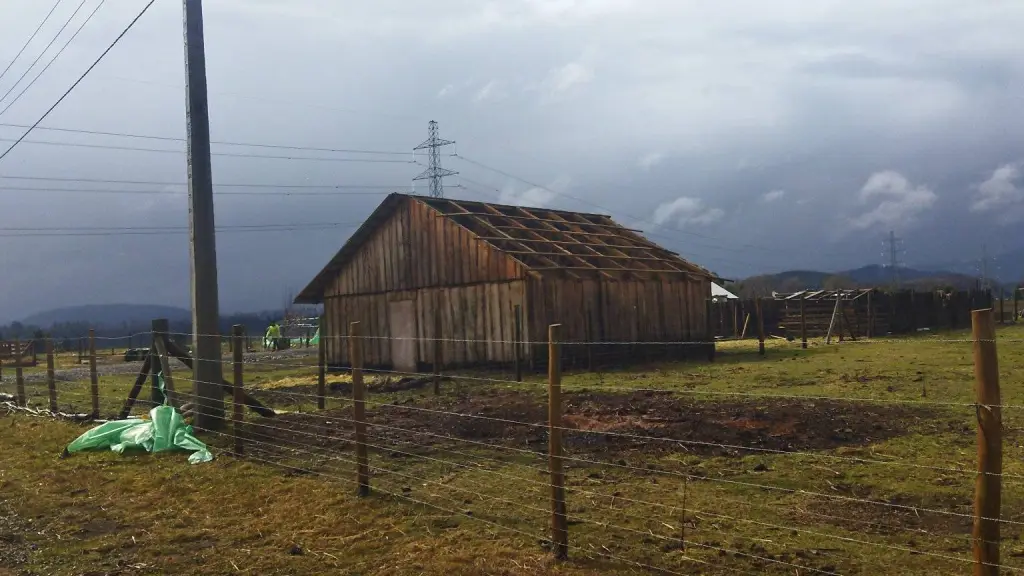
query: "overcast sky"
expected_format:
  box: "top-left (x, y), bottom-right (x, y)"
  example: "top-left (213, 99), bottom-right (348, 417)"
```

top-left (1, 0), bottom-right (1023, 321)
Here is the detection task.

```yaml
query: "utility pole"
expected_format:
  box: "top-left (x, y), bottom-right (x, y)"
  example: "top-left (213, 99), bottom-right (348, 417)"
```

top-left (183, 0), bottom-right (224, 430)
top-left (413, 120), bottom-right (458, 198)
top-left (884, 230), bottom-right (904, 290)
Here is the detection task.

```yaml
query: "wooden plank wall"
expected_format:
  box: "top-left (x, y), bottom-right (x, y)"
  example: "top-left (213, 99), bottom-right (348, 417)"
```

top-left (325, 198), bottom-right (523, 298)
top-left (324, 281), bottom-right (526, 369)
top-left (525, 276), bottom-right (711, 367)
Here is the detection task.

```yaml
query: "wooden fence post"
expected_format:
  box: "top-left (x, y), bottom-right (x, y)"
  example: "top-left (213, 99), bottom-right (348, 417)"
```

top-left (705, 299), bottom-right (716, 362)
top-left (351, 321), bottom-right (370, 497)
top-left (150, 320), bottom-right (167, 406)
top-left (548, 324), bottom-right (568, 560)
top-left (433, 304), bottom-right (442, 396)
top-left (972, 309), bottom-right (1001, 576)
top-left (89, 329), bottom-right (99, 418)
top-left (800, 296), bottom-right (808, 349)
top-left (1014, 289), bottom-right (1019, 323)
top-left (867, 291), bottom-right (874, 339)
top-left (755, 298), bottom-right (765, 356)
top-left (45, 339), bottom-right (56, 412)
top-left (14, 338), bottom-right (26, 407)
top-left (514, 305), bottom-right (523, 382)
top-left (999, 293), bottom-right (1006, 325)
top-left (232, 325), bottom-right (245, 456)
top-left (317, 316), bottom-right (326, 410)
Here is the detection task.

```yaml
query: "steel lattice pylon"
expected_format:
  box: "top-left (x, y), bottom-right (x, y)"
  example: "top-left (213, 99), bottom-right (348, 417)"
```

top-left (413, 120), bottom-right (457, 198)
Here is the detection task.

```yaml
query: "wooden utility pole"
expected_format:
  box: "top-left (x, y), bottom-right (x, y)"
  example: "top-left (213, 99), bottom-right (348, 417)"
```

top-left (183, 0), bottom-right (224, 430)
top-left (548, 324), bottom-right (568, 560)
top-left (88, 329), bottom-right (99, 418)
top-left (232, 325), bottom-right (245, 456)
top-left (972, 309), bottom-right (1002, 576)
top-left (351, 322), bottom-right (370, 497)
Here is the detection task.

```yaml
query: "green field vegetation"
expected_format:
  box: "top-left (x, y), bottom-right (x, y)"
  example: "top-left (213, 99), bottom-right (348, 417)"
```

top-left (1, 324), bottom-right (1023, 575)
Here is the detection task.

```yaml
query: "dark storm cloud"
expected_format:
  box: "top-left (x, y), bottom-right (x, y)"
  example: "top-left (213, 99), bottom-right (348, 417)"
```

top-left (2, 0), bottom-right (1024, 321)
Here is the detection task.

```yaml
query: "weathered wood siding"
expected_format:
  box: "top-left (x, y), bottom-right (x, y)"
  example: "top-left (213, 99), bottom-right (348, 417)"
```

top-left (324, 281), bottom-right (527, 369)
top-left (324, 198), bottom-right (524, 298)
top-left (524, 276), bottom-right (711, 366)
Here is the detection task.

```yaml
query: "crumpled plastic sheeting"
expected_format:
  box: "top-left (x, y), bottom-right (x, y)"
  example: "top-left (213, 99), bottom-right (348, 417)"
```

top-left (64, 380), bottom-right (213, 464)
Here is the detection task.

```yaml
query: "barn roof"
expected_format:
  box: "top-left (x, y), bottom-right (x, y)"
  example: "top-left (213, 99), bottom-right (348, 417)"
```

top-left (295, 193), bottom-right (713, 303)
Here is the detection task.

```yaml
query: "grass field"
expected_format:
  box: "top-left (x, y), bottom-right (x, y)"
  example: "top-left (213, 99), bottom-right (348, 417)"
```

top-left (2, 324), bottom-right (1023, 575)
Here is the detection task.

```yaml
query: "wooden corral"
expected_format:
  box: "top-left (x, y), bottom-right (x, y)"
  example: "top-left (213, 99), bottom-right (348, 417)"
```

top-left (0, 340), bottom-right (36, 367)
top-left (777, 289), bottom-right (884, 339)
top-left (295, 193), bottom-right (715, 371)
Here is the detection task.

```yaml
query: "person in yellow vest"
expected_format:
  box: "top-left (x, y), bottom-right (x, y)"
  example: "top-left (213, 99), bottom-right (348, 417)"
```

top-left (266, 322), bottom-right (281, 351)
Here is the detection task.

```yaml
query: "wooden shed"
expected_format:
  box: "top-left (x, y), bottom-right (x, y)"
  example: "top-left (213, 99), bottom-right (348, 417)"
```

top-left (294, 193), bottom-right (716, 371)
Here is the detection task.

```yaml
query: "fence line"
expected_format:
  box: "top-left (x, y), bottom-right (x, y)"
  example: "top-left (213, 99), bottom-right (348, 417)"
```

top-left (1, 310), bottom-right (1018, 575)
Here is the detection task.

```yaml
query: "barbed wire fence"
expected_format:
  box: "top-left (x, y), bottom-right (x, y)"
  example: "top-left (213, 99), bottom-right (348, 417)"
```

top-left (0, 310), bottom-right (1021, 575)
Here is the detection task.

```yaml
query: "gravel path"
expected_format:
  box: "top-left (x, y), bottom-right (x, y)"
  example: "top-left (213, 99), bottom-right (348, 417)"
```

top-left (1, 348), bottom-right (317, 384)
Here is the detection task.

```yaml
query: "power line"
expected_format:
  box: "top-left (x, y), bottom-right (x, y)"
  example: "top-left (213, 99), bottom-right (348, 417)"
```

top-left (0, 0), bottom-right (108, 118)
top-left (0, 174), bottom-right (408, 189)
top-left (0, 185), bottom-right (399, 196)
top-left (0, 221), bottom-right (359, 231)
top-left (0, 0), bottom-right (156, 163)
top-left (0, 0), bottom-right (89, 108)
top-left (0, 0), bottom-right (64, 86)
top-left (0, 122), bottom-right (414, 156)
top-left (0, 222), bottom-right (360, 238)
top-left (0, 137), bottom-right (415, 163)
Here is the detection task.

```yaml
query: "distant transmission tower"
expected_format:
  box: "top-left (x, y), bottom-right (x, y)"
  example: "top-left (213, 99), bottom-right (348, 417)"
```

top-left (413, 120), bottom-right (458, 198)
top-left (884, 230), bottom-right (905, 289)
top-left (978, 244), bottom-right (994, 292)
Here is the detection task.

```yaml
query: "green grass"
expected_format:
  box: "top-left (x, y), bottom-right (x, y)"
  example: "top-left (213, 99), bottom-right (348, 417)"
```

top-left (2, 325), bottom-right (1024, 575)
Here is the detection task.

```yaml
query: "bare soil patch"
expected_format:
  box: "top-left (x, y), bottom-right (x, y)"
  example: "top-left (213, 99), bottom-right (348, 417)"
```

top-left (246, 389), bottom-right (939, 460)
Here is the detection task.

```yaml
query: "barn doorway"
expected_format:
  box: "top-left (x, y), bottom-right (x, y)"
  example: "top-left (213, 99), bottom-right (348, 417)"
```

top-left (388, 299), bottom-right (417, 372)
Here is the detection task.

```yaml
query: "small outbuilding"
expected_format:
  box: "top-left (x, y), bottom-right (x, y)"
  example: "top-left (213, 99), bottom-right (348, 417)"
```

top-left (295, 193), bottom-right (716, 371)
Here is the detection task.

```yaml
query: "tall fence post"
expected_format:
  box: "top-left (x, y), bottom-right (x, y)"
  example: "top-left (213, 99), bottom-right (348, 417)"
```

top-left (45, 339), bottom-right (57, 412)
top-left (351, 321), bottom-right (370, 497)
top-left (433, 304), bottom-right (442, 396)
top-left (232, 325), bottom-right (245, 456)
top-left (548, 324), bottom-right (568, 560)
top-left (151, 320), bottom-right (168, 406)
top-left (800, 296), bottom-right (808, 349)
top-left (514, 305), bottom-right (523, 382)
top-left (1014, 288), bottom-right (1019, 323)
top-left (972, 309), bottom-right (1001, 576)
top-left (317, 315), bottom-right (326, 410)
top-left (755, 298), bottom-right (766, 356)
top-left (705, 299), bottom-right (716, 362)
top-left (89, 329), bottom-right (99, 418)
top-left (14, 338), bottom-right (26, 407)
top-left (999, 293), bottom-right (1006, 325)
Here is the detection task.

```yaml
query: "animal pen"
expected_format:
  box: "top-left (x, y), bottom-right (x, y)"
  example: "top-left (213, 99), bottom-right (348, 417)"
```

top-left (295, 193), bottom-right (716, 371)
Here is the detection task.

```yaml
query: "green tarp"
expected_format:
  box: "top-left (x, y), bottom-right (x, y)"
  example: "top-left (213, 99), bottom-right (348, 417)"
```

top-left (64, 375), bottom-right (213, 464)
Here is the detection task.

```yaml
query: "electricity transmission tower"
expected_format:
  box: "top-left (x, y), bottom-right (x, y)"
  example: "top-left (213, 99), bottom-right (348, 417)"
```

top-left (884, 230), bottom-right (905, 289)
top-left (413, 120), bottom-right (458, 198)
top-left (978, 244), bottom-right (998, 293)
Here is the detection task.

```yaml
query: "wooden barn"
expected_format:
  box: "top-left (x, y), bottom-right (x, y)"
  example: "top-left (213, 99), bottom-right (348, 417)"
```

top-left (294, 193), bottom-right (715, 371)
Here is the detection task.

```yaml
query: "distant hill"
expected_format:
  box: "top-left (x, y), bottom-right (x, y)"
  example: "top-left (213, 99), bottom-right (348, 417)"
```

top-left (20, 304), bottom-right (191, 329)
top-left (728, 265), bottom-right (980, 298)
